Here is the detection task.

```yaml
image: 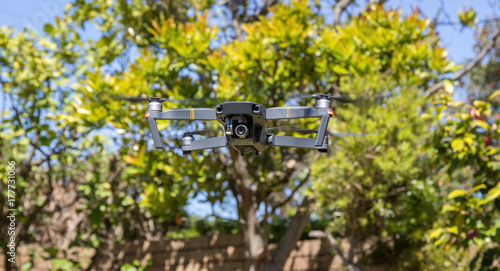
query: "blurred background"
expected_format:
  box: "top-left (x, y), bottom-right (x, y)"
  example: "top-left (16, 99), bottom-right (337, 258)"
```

top-left (0, 0), bottom-right (499, 270)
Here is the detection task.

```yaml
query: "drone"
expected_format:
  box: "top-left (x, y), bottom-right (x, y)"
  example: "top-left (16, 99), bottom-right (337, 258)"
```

top-left (121, 94), bottom-right (370, 155)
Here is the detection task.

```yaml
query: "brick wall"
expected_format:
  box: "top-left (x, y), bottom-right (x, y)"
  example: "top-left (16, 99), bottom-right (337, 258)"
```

top-left (1, 234), bottom-right (348, 271)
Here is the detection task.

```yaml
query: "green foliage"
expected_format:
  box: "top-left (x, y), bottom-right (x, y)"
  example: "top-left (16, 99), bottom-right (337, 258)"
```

top-left (120, 257), bottom-right (153, 271)
top-left (458, 8), bottom-right (477, 27)
top-left (51, 258), bottom-right (78, 271)
top-left (467, 22), bottom-right (500, 106)
top-left (309, 6), bottom-right (457, 267)
top-left (428, 93), bottom-right (500, 270)
top-left (1, 0), bottom-right (498, 270)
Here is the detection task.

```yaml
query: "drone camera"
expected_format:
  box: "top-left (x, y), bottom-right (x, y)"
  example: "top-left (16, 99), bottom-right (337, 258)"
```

top-left (235, 125), bottom-right (249, 138)
top-left (216, 106), bottom-right (223, 113)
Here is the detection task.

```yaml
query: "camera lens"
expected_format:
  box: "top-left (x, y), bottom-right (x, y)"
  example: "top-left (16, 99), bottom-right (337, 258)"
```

top-left (235, 125), bottom-right (249, 138)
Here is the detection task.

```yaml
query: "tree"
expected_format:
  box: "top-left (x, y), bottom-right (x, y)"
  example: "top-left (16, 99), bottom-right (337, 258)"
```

top-left (2, 0), bottom-right (499, 271)
top-left (428, 92), bottom-right (500, 270)
top-left (466, 21), bottom-right (500, 107)
top-left (424, 6), bottom-right (500, 269)
top-left (309, 6), bottom-right (459, 268)
top-left (2, 0), bottom-right (318, 270)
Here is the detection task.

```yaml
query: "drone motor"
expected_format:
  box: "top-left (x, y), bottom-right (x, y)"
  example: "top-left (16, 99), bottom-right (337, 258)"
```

top-left (148, 100), bottom-right (163, 111)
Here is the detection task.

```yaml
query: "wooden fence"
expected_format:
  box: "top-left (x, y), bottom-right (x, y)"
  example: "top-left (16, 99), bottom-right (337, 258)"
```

top-left (1, 234), bottom-right (351, 270)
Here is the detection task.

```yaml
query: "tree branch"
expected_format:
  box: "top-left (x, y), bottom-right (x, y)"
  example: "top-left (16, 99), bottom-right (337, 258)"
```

top-left (244, 0), bottom-right (279, 22)
top-left (264, 197), bottom-right (314, 271)
top-left (309, 230), bottom-right (362, 271)
top-left (258, 0), bottom-right (279, 17)
top-left (333, 0), bottom-right (354, 26)
top-left (362, 0), bottom-right (386, 12)
top-left (269, 170), bottom-right (310, 216)
top-left (229, 148), bottom-right (264, 268)
top-left (424, 26), bottom-right (500, 99)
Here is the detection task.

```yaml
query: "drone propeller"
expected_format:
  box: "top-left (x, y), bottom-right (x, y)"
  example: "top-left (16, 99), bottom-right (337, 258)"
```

top-left (139, 129), bottom-right (220, 146)
top-left (111, 94), bottom-right (218, 106)
top-left (182, 130), bottom-right (219, 136)
top-left (289, 92), bottom-right (393, 105)
top-left (266, 127), bottom-right (376, 137)
top-left (304, 93), bottom-right (356, 104)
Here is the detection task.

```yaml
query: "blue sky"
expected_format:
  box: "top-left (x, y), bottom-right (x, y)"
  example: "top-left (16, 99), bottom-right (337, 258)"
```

top-left (1, 0), bottom-right (498, 220)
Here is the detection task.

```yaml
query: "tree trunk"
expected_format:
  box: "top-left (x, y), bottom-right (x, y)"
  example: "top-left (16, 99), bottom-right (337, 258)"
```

top-left (260, 197), bottom-right (314, 271)
top-left (230, 149), bottom-right (314, 271)
top-left (230, 149), bottom-right (265, 271)
top-left (4, 250), bottom-right (14, 271)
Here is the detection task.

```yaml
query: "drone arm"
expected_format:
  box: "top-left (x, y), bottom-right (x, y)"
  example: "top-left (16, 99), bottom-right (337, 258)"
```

top-left (268, 135), bottom-right (328, 150)
top-left (315, 114), bottom-right (331, 146)
top-left (182, 136), bottom-right (228, 152)
top-left (146, 115), bottom-right (164, 149)
top-left (266, 106), bottom-right (333, 146)
top-left (266, 106), bottom-right (321, 119)
top-left (157, 108), bottom-right (217, 120)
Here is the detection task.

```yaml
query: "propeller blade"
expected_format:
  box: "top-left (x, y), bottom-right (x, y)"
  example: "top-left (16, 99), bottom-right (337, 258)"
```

top-left (183, 129), bottom-right (220, 136)
top-left (113, 95), bottom-right (151, 102)
top-left (159, 130), bottom-right (219, 140)
top-left (326, 131), bottom-right (377, 137)
top-left (165, 97), bottom-right (219, 106)
top-left (111, 95), bottom-right (166, 102)
top-left (110, 95), bottom-right (219, 106)
top-left (266, 127), bottom-right (317, 134)
top-left (266, 127), bottom-right (377, 137)
top-left (330, 95), bottom-right (355, 103)
top-left (298, 93), bottom-right (356, 103)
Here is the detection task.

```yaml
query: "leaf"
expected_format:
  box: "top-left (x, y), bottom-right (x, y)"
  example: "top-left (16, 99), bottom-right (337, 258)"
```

top-left (21, 261), bottom-right (33, 271)
top-left (458, 8), bottom-right (476, 27)
top-left (451, 138), bottom-right (465, 152)
top-left (483, 188), bottom-right (500, 203)
top-left (448, 189), bottom-right (466, 199)
top-left (463, 136), bottom-right (473, 146)
top-left (434, 234), bottom-right (448, 246)
top-left (472, 120), bottom-right (489, 130)
top-left (44, 24), bottom-right (55, 34)
top-left (77, 108), bottom-right (91, 115)
top-left (18, 137), bottom-right (31, 146)
top-left (446, 226), bottom-right (458, 234)
top-left (123, 155), bottom-right (140, 166)
top-left (472, 100), bottom-right (488, 108)
top-left (121, 263), bottom-right (137, 271)
top-left (443, 79), bottom-right (454, 94)
top-left (151, 20), bottom-right (161, 31)
top-left (40, 136), bottom-right (51, 146)
top-left (51, 258), bottom-right (74, 270)
top-left (429, 228), bottom-right (443, 239)
top-left (488, 90), bottom-right (500, 101)
top-left (441, 204), bottom-right (458, 213)
top-left (332, 65), bottom-right (349, 74)
top-left (477, 188), bottom-right (500, 206)
top-left (90, 208), bottom-right (103, 226)
top-left (471, 184), bottom-right (486, 193)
